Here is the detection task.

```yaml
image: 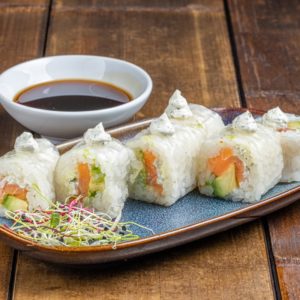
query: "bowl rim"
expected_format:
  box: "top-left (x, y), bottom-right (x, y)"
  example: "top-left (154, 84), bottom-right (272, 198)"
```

top-left (0, 55), bottom-right (153, 116)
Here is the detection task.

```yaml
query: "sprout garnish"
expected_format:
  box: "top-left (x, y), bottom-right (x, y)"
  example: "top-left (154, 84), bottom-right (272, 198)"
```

top-left (4, 200), bottom-right (153, 248)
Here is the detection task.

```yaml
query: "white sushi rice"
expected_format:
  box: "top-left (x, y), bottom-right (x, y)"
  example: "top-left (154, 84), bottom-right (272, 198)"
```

top-left (261, 107), bottom-right (300, 182)
top-left (54, 126), bottom-right (133, 218)
top-left (127, 122), bottom-right (205, 206)
top-left (199, 113), bottom-right (283, 203)
top-left (189, 103), bottom-right (225, 138)
top-left (0, 133), bottom-right (59, 215)
top-left (280, 130), bottom-right (300, 182)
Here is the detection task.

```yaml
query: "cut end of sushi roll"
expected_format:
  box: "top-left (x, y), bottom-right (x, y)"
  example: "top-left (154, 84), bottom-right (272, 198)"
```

top-left (0, 133), bottom-right (59, 215)
top-left (199, 111), bottom-right (283, 203)
top-left (129, 148), bottom-right (165, 202)
top-left (199, 146), bottom-right (245, 199)
top-left (128, 114), bottom-right (176, 205)
top-left (55, 122), bottom-right (133, 218)
top-left (128, 113), bottom-right (205, 206)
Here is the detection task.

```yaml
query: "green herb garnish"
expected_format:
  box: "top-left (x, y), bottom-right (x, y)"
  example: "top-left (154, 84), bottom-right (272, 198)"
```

top-left (50, 212), bottom-right (60, 228)
top-left (5, 201), bottom-right (153, 248)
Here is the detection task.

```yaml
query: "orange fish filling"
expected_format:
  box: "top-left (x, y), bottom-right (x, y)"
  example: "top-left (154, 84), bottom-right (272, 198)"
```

top-left (0, 183), bottom-right (28, 203)
top-left (143, 150), bottom-right (163, 195)
top-left (77, 163), bottom-right (91, 197)
top-left (208, 147), bottom-right (244, 185)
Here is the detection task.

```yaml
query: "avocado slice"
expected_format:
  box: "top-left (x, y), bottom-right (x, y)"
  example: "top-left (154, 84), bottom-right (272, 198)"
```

top-left (88, 165), bottom-right (105, 196)
top-left (212, 164), bottom-right (237, 198)
top-left (288, 121), bottom-right (300, 130)
top-left (2, 195), bottom-right (28, 211)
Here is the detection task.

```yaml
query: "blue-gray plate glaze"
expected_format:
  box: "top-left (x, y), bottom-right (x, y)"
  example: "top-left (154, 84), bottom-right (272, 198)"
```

top-left (1, 108), bottom-right (300, 265)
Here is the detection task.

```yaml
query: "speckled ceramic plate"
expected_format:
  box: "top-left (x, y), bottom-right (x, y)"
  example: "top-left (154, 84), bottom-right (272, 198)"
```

top-left (1, 108), bottom-right (300, 265)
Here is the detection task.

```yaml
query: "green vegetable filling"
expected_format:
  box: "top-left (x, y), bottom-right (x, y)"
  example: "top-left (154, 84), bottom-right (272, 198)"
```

top-left (133, 150), bottom-right (147, 187)
top-left (2, 195), bottom-right (28, 211)
top-left (91, 165), bottom-right (105, 183)
top-left (50, 212), bottom-right (60, 228)
top-left (88, 164), bottom-right (105, 198)
top-left (135, 168), bottom-right (147, 187)
top-left (288, 121), bottom-right (300, 130)
top-left (212, 164), bottom-right (237, 198)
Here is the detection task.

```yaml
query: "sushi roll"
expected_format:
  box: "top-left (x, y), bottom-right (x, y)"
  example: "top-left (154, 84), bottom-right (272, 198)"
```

top-left (127, 112), bottom-right (205, 206)
top-left (262, 107), bottom-right (300, 182)
top-left (165, 90), bottom-right (225, 138)
top-left (54, 123), bottom-right (133, 218)
top-left (189, 103), bottom-right (225, 138)
top-left (0, 132), bottom-right (59, 214)
top-left (198, 111), bottom-right (283, 203)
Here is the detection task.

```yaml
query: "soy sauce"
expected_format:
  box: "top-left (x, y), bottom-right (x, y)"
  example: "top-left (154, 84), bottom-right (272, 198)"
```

top-left (14, 79), bottom-right (132, 111)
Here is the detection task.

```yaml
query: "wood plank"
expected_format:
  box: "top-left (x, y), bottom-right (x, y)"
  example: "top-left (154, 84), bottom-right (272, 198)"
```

top-left (0, 0), bottom-right (47, 6)
top-left (14, 223), bottom-right (274, 300)
top-left (0, 2), bottom-right (49, 71)
top-left (228, 0), bottom-right (300, 298)
top-left (267, 204), bottom-right (300, 299)
top-left (46, 0), bottom-right (239, 118)
top-left (0, 247), bottom-right (14, 300)
top-left (12, 1), bottom-right (274, 299)
top-left (55, 0), bottom-right (221, 10)
top-left (228, 0), bottom-right (300, 112)
top-left (0, 1), bottom-right (50, 299)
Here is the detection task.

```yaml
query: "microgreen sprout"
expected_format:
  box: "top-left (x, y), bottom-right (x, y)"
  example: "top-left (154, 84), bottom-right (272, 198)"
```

top-left (4, 201), bottom-right (153, 248)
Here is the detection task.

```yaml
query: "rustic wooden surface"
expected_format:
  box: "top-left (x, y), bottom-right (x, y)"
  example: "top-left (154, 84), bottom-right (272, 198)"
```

top-left (228, 0), bottom-right (300, 298)
top-left (47, 0), bottom-right (239, 117)
top-left (13, 223), bottom-right (274, 300)
top-left (0, 1), bottom-right (49, 299)
top-left (0, 0), bottom-right (299, 299)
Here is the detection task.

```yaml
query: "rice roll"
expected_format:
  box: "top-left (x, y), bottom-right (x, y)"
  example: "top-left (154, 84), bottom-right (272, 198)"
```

top-left (54, 123), bottom-right (133, 218)
top-left (262, 107), bottom-right (300, 182)
top-left (189, 104), bottom-right (225, 138)
top-left (198, 111), bottom-right (283, 203)
top-left (127, 112), bottom-right (205, 206)
top-left (0, 132), bottom-right (59, 214)
top-left (165, 90), bottom-right (225, 138)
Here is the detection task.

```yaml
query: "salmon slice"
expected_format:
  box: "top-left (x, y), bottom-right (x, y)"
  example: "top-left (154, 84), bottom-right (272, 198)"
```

top-left (77, 163), bottom-right (91, 197)
top-left (208, 147), bottom-right (244, 184)
top-left (143, 150), bottom-right (163, 195)
top-left (0, 183), bottom-right (28, 202)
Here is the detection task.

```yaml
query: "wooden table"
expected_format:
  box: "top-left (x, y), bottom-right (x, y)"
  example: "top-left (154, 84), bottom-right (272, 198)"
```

top-left (0, 0), bottom-right (299, 299)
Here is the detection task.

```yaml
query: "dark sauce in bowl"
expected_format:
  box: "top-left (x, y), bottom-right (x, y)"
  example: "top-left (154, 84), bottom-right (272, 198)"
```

top-left (14, 79), bottom-right (132, 112)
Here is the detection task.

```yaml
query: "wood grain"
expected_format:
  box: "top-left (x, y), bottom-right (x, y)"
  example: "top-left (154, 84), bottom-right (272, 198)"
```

top-left (55, 0), bottom-right (221, 10)
top-left (228, 0), bottom-right (300, 113)
top-left (228, 0), bottom-right (300, 298)
top-left (0, 0), bottom-right (47, 6)
top-left (14, 223), bottom-right (274, 300)
top-left (267, 204), bottom-right (300, 299)
top-left (11, 1), bottom-right (275, 299)
top-left (0, 246), bottom-right (14, 300)
top-left (0, 1), bottom-right (49, 299)
top-left (46, 0), bottom-right (239, 119)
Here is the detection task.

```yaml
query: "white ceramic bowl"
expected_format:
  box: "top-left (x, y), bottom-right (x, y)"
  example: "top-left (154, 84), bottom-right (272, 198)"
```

top-left (0, 55), bottom-right (152, 140)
